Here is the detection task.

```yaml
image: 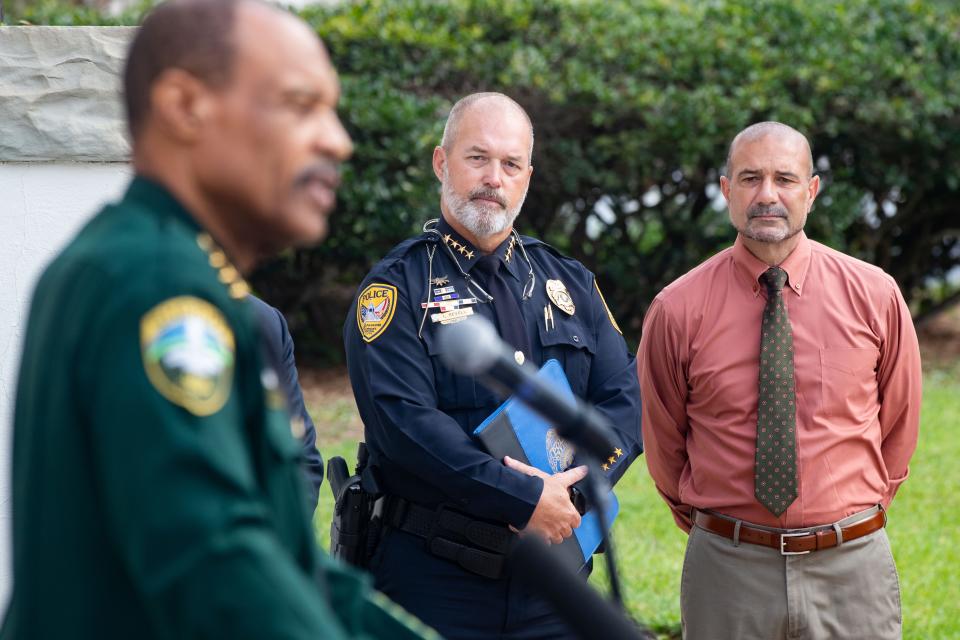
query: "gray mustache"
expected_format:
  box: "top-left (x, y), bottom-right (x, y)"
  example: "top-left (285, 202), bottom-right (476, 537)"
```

top-left (748, 205), bottom-right (788, 219)
top-left (469, 187), bottom-right (506, 208)
top-left (294, 161), bottom-right (341, 189)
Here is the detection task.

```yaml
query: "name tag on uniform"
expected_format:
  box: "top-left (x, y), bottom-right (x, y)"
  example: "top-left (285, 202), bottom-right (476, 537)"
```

top-left (431, 308), bottom-right (474, 324)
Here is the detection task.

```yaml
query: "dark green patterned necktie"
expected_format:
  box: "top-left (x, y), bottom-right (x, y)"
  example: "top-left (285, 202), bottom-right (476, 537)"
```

top-left (755, 267), bottom-right (797, 516)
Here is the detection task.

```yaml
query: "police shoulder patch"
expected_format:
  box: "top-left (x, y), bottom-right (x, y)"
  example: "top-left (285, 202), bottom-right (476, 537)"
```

top-left (357, 283), bottom-right (398, 343)
top-left (140, 296), bottom-right (235, 416)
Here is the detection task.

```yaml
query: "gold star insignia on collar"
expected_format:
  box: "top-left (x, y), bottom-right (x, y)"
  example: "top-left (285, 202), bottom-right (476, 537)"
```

top-left (442, 233), bottom-right (478, 262)
top-left (607, 455), bottom-right (616, 465)
top-left (196, 232), bottom-right (250, 300)
top-left (614, 447), bottom-right (623, 458)
top-left (601, 463), bottom-right (610, 471)
top-left (505, 236), bottom-right (517, 263)
top-left (228, 281), bottom-right (251, 299)
top-left (208, 250), bottom-right (227, 269)
top-left (217, 266), bottom-right (238, 284)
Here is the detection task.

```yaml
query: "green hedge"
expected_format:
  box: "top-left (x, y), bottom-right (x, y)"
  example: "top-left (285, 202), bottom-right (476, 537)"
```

top-left (8, 0), bottom-right (959, 362)
top-left (276, 0), bottom-right (960, 362)
top-left (1, 0), bottom-right (151, 25)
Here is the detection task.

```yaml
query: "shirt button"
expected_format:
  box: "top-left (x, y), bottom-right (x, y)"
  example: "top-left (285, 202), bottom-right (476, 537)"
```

top-left (572, 335), bottom-right (580, 343)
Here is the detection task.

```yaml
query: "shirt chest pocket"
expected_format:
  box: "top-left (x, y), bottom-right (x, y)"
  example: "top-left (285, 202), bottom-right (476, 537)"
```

top-left (421, 327), bottom-right (500, 411)
top-left (537, 313), bottom-right (596, 398)
top-left (819, 347), bottom-right (880, 423)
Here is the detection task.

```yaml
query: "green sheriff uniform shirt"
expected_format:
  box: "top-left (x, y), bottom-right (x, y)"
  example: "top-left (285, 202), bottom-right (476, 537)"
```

top-left (2, 177), bottom-right (437, 640)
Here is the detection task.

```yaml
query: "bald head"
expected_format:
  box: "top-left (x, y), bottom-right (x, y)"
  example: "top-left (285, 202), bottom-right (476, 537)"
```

top-left (125, 0), bottom-right (235, 139)
top-left (123, 0), bottom-right (351, 271)
top-left (725, 122), bottom-right (814, 178)
top-left (124, 0), bottom-right (311, 141)
top-left (441, 92), bottom-right (535, 163)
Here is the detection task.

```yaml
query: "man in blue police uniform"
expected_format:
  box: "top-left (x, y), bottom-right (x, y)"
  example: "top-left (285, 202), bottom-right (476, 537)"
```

top-left (249, 295), bottom-right (324, 508)
top-left (344, 92), bottom-right (643, 639)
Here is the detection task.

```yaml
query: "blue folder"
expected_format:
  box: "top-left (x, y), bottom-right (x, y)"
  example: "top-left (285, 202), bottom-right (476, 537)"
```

top-left (472, 359), bottom-right (618, 572)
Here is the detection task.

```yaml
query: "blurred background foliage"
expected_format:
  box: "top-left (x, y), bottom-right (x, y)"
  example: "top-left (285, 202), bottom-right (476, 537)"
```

top-left (6, 0), bottom-right (960, 364)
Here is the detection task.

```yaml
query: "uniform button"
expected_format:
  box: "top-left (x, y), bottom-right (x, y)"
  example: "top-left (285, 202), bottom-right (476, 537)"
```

top-left (572, 335), bottom-right (580, 343)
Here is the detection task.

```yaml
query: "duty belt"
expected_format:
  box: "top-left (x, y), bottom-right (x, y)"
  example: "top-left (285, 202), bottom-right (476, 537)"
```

top-left (386, 497), bottom-right (513, 579)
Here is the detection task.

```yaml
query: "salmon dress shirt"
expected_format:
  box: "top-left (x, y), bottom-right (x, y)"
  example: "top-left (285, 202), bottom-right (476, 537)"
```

top-left (638, 233), bottom-right (922, 530)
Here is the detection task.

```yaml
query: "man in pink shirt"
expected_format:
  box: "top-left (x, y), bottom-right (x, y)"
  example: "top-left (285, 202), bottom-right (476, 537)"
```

top-left (637, 121), bottom-right (921, 639)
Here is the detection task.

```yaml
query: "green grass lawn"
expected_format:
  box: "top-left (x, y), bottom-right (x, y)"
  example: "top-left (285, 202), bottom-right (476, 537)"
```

top-left (311, 370), bottom-right (960, 639)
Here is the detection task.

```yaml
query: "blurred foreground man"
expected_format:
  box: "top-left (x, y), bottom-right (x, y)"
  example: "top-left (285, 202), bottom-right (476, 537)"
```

top-left (638, 122), bottom-right (921, 639)
top-left (3, 1), bottom-right (435, 638)
top-left (344, 92), bottom-right (642, 639)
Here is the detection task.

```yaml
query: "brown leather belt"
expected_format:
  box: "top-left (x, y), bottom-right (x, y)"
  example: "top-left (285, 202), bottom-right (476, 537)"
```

top-left (692, 509), bottom-right (886, 555)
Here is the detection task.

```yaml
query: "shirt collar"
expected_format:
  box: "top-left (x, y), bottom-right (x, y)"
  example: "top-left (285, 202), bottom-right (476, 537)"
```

top-left (126, 175), bottom-right (251, 299)
top-left (732, 231), bottom-right (811, 298)
top-left (126, 174), bottom-right (202, 234)
top-left (436, 215), bottom-right (522, 282)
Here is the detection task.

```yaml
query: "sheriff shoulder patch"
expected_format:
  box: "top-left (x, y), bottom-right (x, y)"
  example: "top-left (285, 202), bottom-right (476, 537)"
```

top-left (594, 281), bottom-right (622, 335)
top-left (140, 296), bottom-right (235, 416)
top-left (357, 283), bottom-right (397, 343)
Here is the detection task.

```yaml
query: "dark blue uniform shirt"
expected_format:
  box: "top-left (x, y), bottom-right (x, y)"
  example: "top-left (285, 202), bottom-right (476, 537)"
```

top-left (345, 216), bottom-right (642, 528)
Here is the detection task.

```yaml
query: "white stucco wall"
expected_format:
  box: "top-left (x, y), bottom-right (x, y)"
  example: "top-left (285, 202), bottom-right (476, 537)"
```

top-left (0, 162), bottom-right (132, 607)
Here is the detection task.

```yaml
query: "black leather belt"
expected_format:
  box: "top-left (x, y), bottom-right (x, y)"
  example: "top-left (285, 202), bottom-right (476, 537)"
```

top-left (386, 497), bottom-right (513, 579)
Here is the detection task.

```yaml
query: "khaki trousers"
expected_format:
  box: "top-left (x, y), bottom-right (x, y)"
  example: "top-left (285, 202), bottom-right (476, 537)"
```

top-left (681, 509), bottom-right (901, 640)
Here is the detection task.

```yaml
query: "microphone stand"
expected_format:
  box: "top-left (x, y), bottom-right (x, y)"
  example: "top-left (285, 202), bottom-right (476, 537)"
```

top-left (579, 455), bottom-right (624, 607)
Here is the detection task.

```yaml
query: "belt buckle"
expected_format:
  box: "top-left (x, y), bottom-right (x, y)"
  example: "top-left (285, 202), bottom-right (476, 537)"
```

top-left (780, 531), bottom-right (812, 556)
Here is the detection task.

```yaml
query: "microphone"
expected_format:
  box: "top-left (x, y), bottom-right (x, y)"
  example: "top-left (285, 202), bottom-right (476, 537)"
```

top-left (508, 537), bottom-right (652, 639)
top-left (438, 315), bottom-right (617, 462)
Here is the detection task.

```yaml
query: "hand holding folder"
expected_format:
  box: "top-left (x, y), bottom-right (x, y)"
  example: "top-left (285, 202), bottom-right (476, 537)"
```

top-left (472, 359), bottom-right (619, 572)
top-left (503, 456), bottom-right (587, 545)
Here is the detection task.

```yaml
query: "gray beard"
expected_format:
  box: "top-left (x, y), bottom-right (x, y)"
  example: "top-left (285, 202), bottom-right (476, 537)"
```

top-left (441, 168), bottom-right (526, 239)
top-left (736, 204), bottom-right (805, 244)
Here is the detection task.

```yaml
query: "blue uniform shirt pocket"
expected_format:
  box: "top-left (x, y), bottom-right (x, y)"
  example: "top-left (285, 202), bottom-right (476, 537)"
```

top-left (421, 327), bottom-right (499, 412)
top-left (537, 313), bottom-right (596, 399)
